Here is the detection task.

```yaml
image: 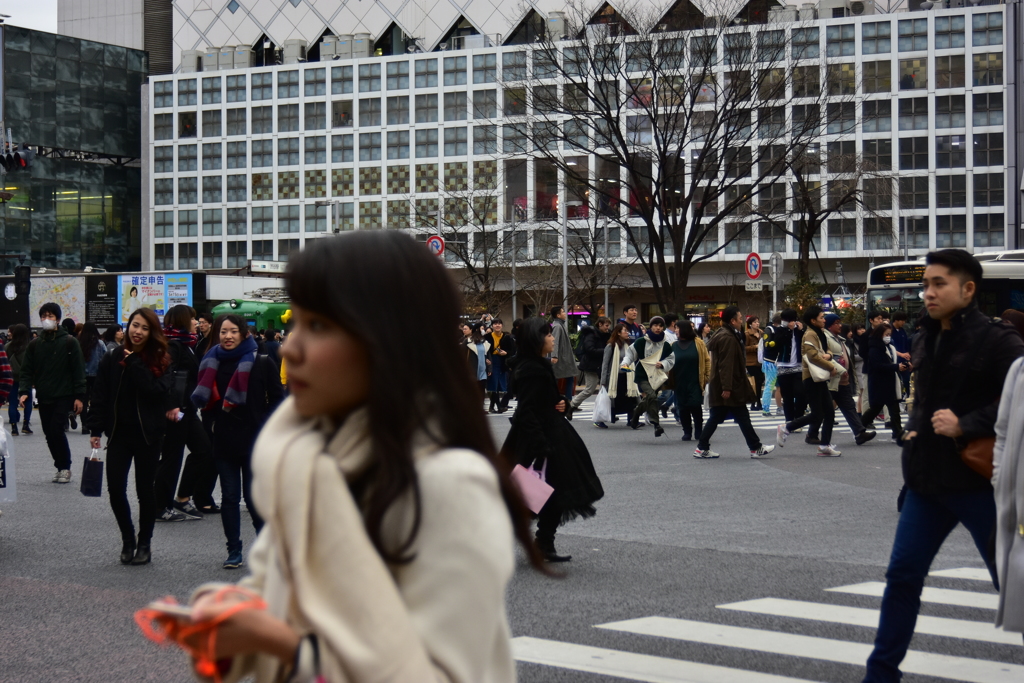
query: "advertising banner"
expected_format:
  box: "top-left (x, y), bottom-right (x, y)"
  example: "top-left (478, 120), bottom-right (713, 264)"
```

top-left (165, 273), bottom-right (193, 311)
top-left (118, 274), bottom-right (166, 324)
top-left (28, 277), bottom-right (86, 324)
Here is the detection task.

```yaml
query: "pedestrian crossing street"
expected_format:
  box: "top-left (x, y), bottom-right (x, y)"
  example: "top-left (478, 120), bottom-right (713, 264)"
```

top-left (513, 567), bottom-right (1023, 682)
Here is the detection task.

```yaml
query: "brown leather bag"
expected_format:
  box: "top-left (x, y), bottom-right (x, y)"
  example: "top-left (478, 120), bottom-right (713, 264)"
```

top-left (960, 436), bottom-right (995, 479)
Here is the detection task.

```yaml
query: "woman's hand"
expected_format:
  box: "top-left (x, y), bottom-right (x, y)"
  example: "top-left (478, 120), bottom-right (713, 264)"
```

top-left (654, 362), bottom-right (664, 369)
top-left (822, 353), bottom-right (832, 361)
top-left (89, 436), bottom-right (101, 449)
top-left (188, 592), bottom-right (301, 662)
top-left (931, 409), bottom-right (962, 438)
top-left (555, 400), bottom-right (566, 413)
top-left (166, 408), bottom-right (181, 422)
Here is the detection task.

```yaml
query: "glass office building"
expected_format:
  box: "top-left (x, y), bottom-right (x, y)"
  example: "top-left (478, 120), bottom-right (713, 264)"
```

top-left (0, 25), bottom-right (147, 273)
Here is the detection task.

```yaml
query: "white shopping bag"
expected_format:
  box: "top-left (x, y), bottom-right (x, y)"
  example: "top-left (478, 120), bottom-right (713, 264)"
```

top-left (593, 387), bottom-right (613, 424)
top-left (0, 422), bottom-right (16, 504)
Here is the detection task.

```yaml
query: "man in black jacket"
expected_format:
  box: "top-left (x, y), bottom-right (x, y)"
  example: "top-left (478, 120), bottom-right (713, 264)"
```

top-left (862, 250), bottom-right (1024, 683)
top-left (570, 317), bottom-right (611, 414)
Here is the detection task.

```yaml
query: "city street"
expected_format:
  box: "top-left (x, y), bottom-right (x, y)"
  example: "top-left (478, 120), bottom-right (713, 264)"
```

top-left (2, 402), bottom-right (1022, 682)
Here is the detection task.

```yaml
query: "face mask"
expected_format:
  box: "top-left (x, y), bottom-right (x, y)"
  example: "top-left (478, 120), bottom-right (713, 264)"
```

top-left (883, 336), bottom-right (892, 345)
top-left (40, 319), bottom-right (57, 331)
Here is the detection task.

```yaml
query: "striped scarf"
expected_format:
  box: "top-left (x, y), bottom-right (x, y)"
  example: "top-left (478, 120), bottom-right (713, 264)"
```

top-left (191, 335), bottom-right (258, 411)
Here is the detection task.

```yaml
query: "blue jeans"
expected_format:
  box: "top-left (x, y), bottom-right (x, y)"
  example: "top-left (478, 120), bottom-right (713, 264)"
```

top-left (863, 488), bottom-right (998, 683)
top-left (8, 380), bottom-right (32, 426)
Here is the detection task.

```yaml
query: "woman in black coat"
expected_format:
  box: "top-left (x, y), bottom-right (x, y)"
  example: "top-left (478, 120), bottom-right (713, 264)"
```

top-left (861, 322), bottom-right (907, 441)
top-left (500, 317), bottom-right (604, 563)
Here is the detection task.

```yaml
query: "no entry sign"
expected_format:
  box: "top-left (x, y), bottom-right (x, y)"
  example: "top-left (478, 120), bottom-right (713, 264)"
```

top-left (745, 252), bottom-right (763, 280)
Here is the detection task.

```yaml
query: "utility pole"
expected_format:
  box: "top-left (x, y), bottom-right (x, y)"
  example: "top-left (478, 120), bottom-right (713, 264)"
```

top-left (510, 209), bottom-right (517, 322)
top-left (561, 193), bottom-right (568, 312)
top-left (603, 218), bottom-right (609, 319)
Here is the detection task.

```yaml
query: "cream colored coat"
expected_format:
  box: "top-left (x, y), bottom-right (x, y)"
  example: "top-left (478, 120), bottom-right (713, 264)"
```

top-left (193, 398), bottom-right (517, 683)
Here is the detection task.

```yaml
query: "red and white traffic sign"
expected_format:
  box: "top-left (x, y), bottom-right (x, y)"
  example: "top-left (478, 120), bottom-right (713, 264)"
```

top-left (426, 235), bottom-right (445, 256)
top-left (745, 252), bottom-right (763, 279)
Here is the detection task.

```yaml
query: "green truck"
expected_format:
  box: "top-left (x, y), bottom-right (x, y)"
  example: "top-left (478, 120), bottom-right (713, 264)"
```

top-left (211, 288), bottom-right (292, 331)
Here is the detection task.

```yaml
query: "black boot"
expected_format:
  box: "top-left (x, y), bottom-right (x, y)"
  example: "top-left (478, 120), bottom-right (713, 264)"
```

top-left (488, 393), bottom-right (498, 414)
top-left (681, 430), bottom-right (692, 441)
top-left (120, 538), bottom-right (136, 565)
top-left (536, 537), bottom-right (571, 563)
top-left (131, 542), bottom-right (151, 565)
top-left (21, 421), bottom-right (32, 435)
top-left (497, 392), bottom-right (509, 413)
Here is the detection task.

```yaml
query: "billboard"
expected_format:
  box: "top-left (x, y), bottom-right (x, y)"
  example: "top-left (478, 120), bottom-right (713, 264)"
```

top-left (117, 273), bottom-right (194, 324)
top-left (28, 276), bottom-right (86, 325)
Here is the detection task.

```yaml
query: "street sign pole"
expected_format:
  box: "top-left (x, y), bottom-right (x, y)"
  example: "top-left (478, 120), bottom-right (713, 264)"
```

top-left (769, 252), bottom-right (784, 318)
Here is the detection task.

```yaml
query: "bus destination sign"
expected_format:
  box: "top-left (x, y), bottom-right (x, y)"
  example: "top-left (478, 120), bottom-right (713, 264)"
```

top-left (869, 264), bottom-right (926, 286)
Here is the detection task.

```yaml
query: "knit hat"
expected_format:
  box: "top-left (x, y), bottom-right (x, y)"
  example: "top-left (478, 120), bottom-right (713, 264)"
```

top-left (824, 314), bottom-right (841, 328)
top-left (649, 316), bottom-right (666, 328)
top-left (38, 302), bottom-right (62, 320)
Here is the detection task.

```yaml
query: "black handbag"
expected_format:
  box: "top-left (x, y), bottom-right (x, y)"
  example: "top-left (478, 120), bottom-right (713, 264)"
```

top-left (0, 453), bottom-right (6, 489)
top-left (80, 450), bottom-right (104, 497)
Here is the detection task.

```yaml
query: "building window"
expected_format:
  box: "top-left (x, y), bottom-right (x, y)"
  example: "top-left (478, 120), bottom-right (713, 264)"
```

top-left (359, 98), bottom-right (381, 127)
top-left (936, 135), bottom-right (967, 168)
top-left (723, 33), bottom-right (750, 66)
top-left (899, 59), bottom-right (927, 90)
top-left (252, 72), bottom-right (273, 100)
top-left (359, 63), bottom-right (381, 92)
top-left (154, 146), bottom-right (173, 173)
top-left (792, 104), bottom-right (819, 136)
top-left (252, 139), bottom-right (273, 167)
top-left (387, 96), bottom-right (409, 125)
top-left (332, 134), bottom-right (354, 163)
top-left (973, 12), bottom-right (1003, 46)
top-left (202, 76), bottom-right (221, 104)
top-left (305, 102), bottom-right (327, 130)
top-left (252, 240), bottom-right (274, 261)
top-left (793, 66), bottom-right (819, 98)
top-left (226, 108), bottom-right (246, 136)
top-left (202, 208), bottom-right (223, 236)
top-left (332, 65), bottom-right (353, 94)
top-left (473, 54), bottom-right (496, 83)
top-left (503, 124), bottom-right (526, 154)
top-left (386, 61), bottom-right (409, 90)
top-left (201, 175), bottom-right (221, 203)
top-left (415, 94), bottom-right (437, 123)
top-left (227, 207), bottom-right (246, 235)
top-left (276, 138), bottom-right (299, 165)
top-left (154, 210), bottom-right (174, 237)
top-left (862, 100), bottom-right (891, 133)
top-left (179, 112), bottom-right (197, 138)
top-left (252, 172), bottom-right (273, 201)
top-left (826, 102), bottom-right (855, 135)
top-left (444, 128), bottom-right (468, 156)
top-left (154, 80), bottom-right (173, 108)
top-left (826, 24), bottom-right (854, 57)
top-left (792, 27), bottom-right (819, 59)
top-left (202, 143), bottom-right (222, 170)
top-left (178, 79), bottom-right (197, 106)
top-left (827, 218), bottom-right (856, 251)
top-left (975, 133), bottom-right (1003, 167)
top-left (226, 141), bottom-right (246, 169)
top-left (359, 132), bottom-right (381, 161)
top-left (415, 129), bottom-right (438, 158)
top-left (202, 109), bottom-right (222, 137)
top-left (278, 171), bottom-right (300, 199)
top-left (535, 47), bottom-right (559, 77)
top-left (252, 106), bottom-right (272, 134)
top-left (252, 206), bottom-right (274, 234)
top-left (936, 175), bottom-right (967, 208)
top-left (975, 212), bottom-right (1004, 247)
top-left (862, 61), bottom-right (891, 93)
top-left (973, 53), bottom-right (1003, 86)
top-left (226, 241), bottom-right (246, 267)
top-left (503, 51), bottom-right (527, 80)
top-left (473, 90), bottom-right (497, 119)
top-left (899, 177), bottom-right (929, 210)
top-left (863, 217), bottom-right (893, 250)
top-left (305, 203), bottom-right (327, 233)
top-left (305, 169), bottom-right (326, 198)
top-left (154, 244), bottom-right (174, 270)
top-left (861, 21), bottom-right (891, 54)
top-left (226, 74), bottom-right (246, 102)
top-left (227, 174), bottom-right (247, 202)
top-left (278, 104), bottom-right (299, 132)
top-left (974, 92), bottom-right (1003, 126)
top-left (862, 178), bottom-right (891, 211)
top-left (203, 242), bottom-right (222, 269)
top-left (898, 18), bottom-right (927, 51)
top-left (178, 209), bottom-right (198, 236)
top-left (935, 95), bottom-right (966, 128)
top-left (936, 215), bottom-right (967, 248)
top-left (898, 98), bottom-right (928, 131)
top-left (935, 55), bottom-right (966, 89)
top-left (388, 165), bottom-right (410, 194)
top-left (387, 131), bottom-right (409, 160)
top-left (935, 15), bottom-right (966, 49)
top-left (154, 114), bottom-right (173, 140)
top-left (304, 67), bottom-right (326, 96)
top-left (444, 92), bottom-right (467, 122)
top-left (278, 70), bottom-right (299, 98)
top-left (331, 100), bottom-right (353, 128)
top-left (178, 145), bottom-right (197, 172)
top-left (725, 224), bottom-right (753, 254)
top-left (415, 59), bottom-right (437, 87)
top-left (504, 88), bottom-right (526, 116)
top-left (864, 138), bottom-right (894, 172)
top-left (898, 137), bottom-right (928, 170)
top-left (304, 136), bottom-right (326, 164)
top-left (474, 125), bottom-right (497, 154)
top-left (443, 56), bottom-right (467, 86)
top-left (360, 201), bottom-right (382, 230)
top-left (827, 63), bottom-right (855, 96)
top-left (975, 173), bottom-right (1004, 207)
top-left (278, 205), bottom-right (299, 233)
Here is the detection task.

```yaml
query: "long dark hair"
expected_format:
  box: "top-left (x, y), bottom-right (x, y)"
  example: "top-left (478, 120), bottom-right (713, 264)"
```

top-left (286, 232), bottom-right (543, 570)
top-left (124, 308), bottom-right (170, 377)
top-left (163, 304), bottom-right (195, 332)
top-left (102, 324), bottom-right (121, 344)
top-left (78, 323), bottom-right (102, 360)
top-left (6, 324), bottom-right (29, 358)
top-left (518, 317), bottom-right (552, 357)
top-left (608, 322), bottom-right (629, 348)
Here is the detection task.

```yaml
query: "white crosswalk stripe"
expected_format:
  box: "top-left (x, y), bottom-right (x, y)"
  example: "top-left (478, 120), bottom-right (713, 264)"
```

top-left (513, 568), bottom-right (1019, 682)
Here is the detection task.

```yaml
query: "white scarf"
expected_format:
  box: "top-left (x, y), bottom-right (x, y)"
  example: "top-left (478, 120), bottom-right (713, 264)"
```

top-left (608, 343), bottom-right (639, 398)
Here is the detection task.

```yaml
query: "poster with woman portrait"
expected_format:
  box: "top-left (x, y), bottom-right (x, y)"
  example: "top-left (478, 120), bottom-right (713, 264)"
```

top-left (118, 274), bottom-right (165, 324)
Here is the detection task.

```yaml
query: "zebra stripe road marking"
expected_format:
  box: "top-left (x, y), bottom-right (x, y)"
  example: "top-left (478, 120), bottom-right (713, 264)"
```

top-left (826, 582), bottom-right (998, 610)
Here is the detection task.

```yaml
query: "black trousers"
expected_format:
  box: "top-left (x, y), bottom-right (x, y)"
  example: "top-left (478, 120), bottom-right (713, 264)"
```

top-left (536, 500), bottom-right (562, 544)
top-left (831, 383), bottom-right (867, 436)
top-left (787, 378), bottom-right (835, 444)
top-left (746, 365), bottom-right (765, 405)
top-left (38, 398), bottom-right (74, 471)
top-left (777, 371), bottom-right (807, 423)
top-left (698, 405), bottom-right (762, 451)
top-left (863, 400), bottom-right (904, 439)
top-left (679, 406), bottom-right (703, 435)
top-left (107, 436), bottom-right (161, 544)
top-left (154, 411), bottom-right (214, 511)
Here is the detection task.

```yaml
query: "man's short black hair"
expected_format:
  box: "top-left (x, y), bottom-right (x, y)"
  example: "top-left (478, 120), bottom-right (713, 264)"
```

top-left (39, 302), bottom-right (62, 320)
top-left (868, 311), bottom-right (884, 321)
top-left (622, 304), bottom-right (637, 313)
top-left (780, 308), bottom-right (798, 322)
top-left (663, 312), bottom-right (679, 326)
top-left (892, 310), bottom-right (908, 322)
top-left (721, 306), bottom-right (741, 325)
top-left (926, 249), bottom-right (983, 288)
top-left (802, 305), bottom-right (823, 327)
top-left (198, 312), bottom-right (214, 323)
top-left (491, 318), bottom-right (503, 326)
top-left (549, 305), bottom-right (564, 319)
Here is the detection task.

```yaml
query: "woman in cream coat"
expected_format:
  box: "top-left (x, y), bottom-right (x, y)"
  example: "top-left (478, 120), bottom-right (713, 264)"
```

top-left (150, 232), bottom-right (542, 682)
top-left (993, 356), bottom-right (1024, 637)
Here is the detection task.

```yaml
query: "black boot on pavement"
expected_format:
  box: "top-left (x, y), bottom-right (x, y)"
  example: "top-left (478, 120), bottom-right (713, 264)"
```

top-left (10, 423), bottom-right (18, 436)
top-left (488, 392), bottom-right (498, 413)
top-left (120, 538), bottom-right (136, 565)
top-left (131, 543), bottom-right (151, 566)
top-left (536, 537), bottom-right (571, 563)
top-left (21, 421), bottom-right (32, 435)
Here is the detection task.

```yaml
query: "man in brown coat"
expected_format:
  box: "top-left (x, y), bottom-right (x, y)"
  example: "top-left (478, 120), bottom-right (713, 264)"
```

top-left (694, 306), bottom-right (776, 459)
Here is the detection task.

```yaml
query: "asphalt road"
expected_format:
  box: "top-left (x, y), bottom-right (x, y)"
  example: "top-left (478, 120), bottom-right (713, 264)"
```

top-left (1, 403), bottom-right (1020, 683)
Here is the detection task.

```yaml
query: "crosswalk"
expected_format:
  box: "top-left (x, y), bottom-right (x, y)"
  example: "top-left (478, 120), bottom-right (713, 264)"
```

top-left (512, 567), bottom-right (1022, 682)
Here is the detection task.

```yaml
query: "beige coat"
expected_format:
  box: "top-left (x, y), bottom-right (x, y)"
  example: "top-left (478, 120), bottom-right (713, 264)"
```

top-left (193, 399), bottom-right (517, 683)
top-left (800, 328), bottom-right (835, 382)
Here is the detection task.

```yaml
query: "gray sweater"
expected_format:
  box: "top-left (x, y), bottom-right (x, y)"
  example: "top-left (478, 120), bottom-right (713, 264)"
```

top-left (549, 318), bottom-right (578, 380)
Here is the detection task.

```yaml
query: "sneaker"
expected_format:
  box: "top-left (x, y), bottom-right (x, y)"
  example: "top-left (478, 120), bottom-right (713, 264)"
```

top-left (155, 508), bottom-right (187, 522)
top-left (172, 500), bottom-right (203, 520)
top-left (817, 444), bottom-right (842, 457)
top-left (51, 471), bottom-right (61, 483)
top-left (654, 426), bottom-right (665, 438)
top-left (762, 410), bottom-right (773, 418)
top-left (776, 425), bottom-right (790, 448)
top-left (855, 430), bottom-right (877, 446)
top-left (804, 436), bottom-right (821, 445)
top-left (593, 422), bottom-right (608, 429)
top-left (223, 551), bottom-right (244, 569)
top-left (750, 445), bottom-right (775, 458)
top-left (56, 469), bottom-right (71, 484)
top-left (693, 448), bottom-right (720, 459)
top-left (774, 407), bottom-right (783, 416)
top-left (199, 503), bottom-right (221, 515)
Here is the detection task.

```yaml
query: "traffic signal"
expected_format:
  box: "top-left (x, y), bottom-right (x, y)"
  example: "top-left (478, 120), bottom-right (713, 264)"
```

top-left (1, 146), bottom-right (34, 172)
top-left (14, 265), bottom-right (30, 296)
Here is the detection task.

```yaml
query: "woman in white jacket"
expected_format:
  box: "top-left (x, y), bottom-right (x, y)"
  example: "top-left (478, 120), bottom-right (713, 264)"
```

top-left (155, 232), bottom-right (543, 682)
top-left (993, 356), bottom-right (1024, 638)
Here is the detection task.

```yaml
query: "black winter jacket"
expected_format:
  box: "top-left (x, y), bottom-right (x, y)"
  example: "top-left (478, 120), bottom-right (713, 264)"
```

top-left (201, 354), bottom-right (284, 445)
top-left (577, 326), bottom-right (610, 373)
top-left (87, 347), bottom-right (175, 446)
top-left (166, 340), bottom-right (201, 411)
top-left (903, 302), bottom-right (1024, 495)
